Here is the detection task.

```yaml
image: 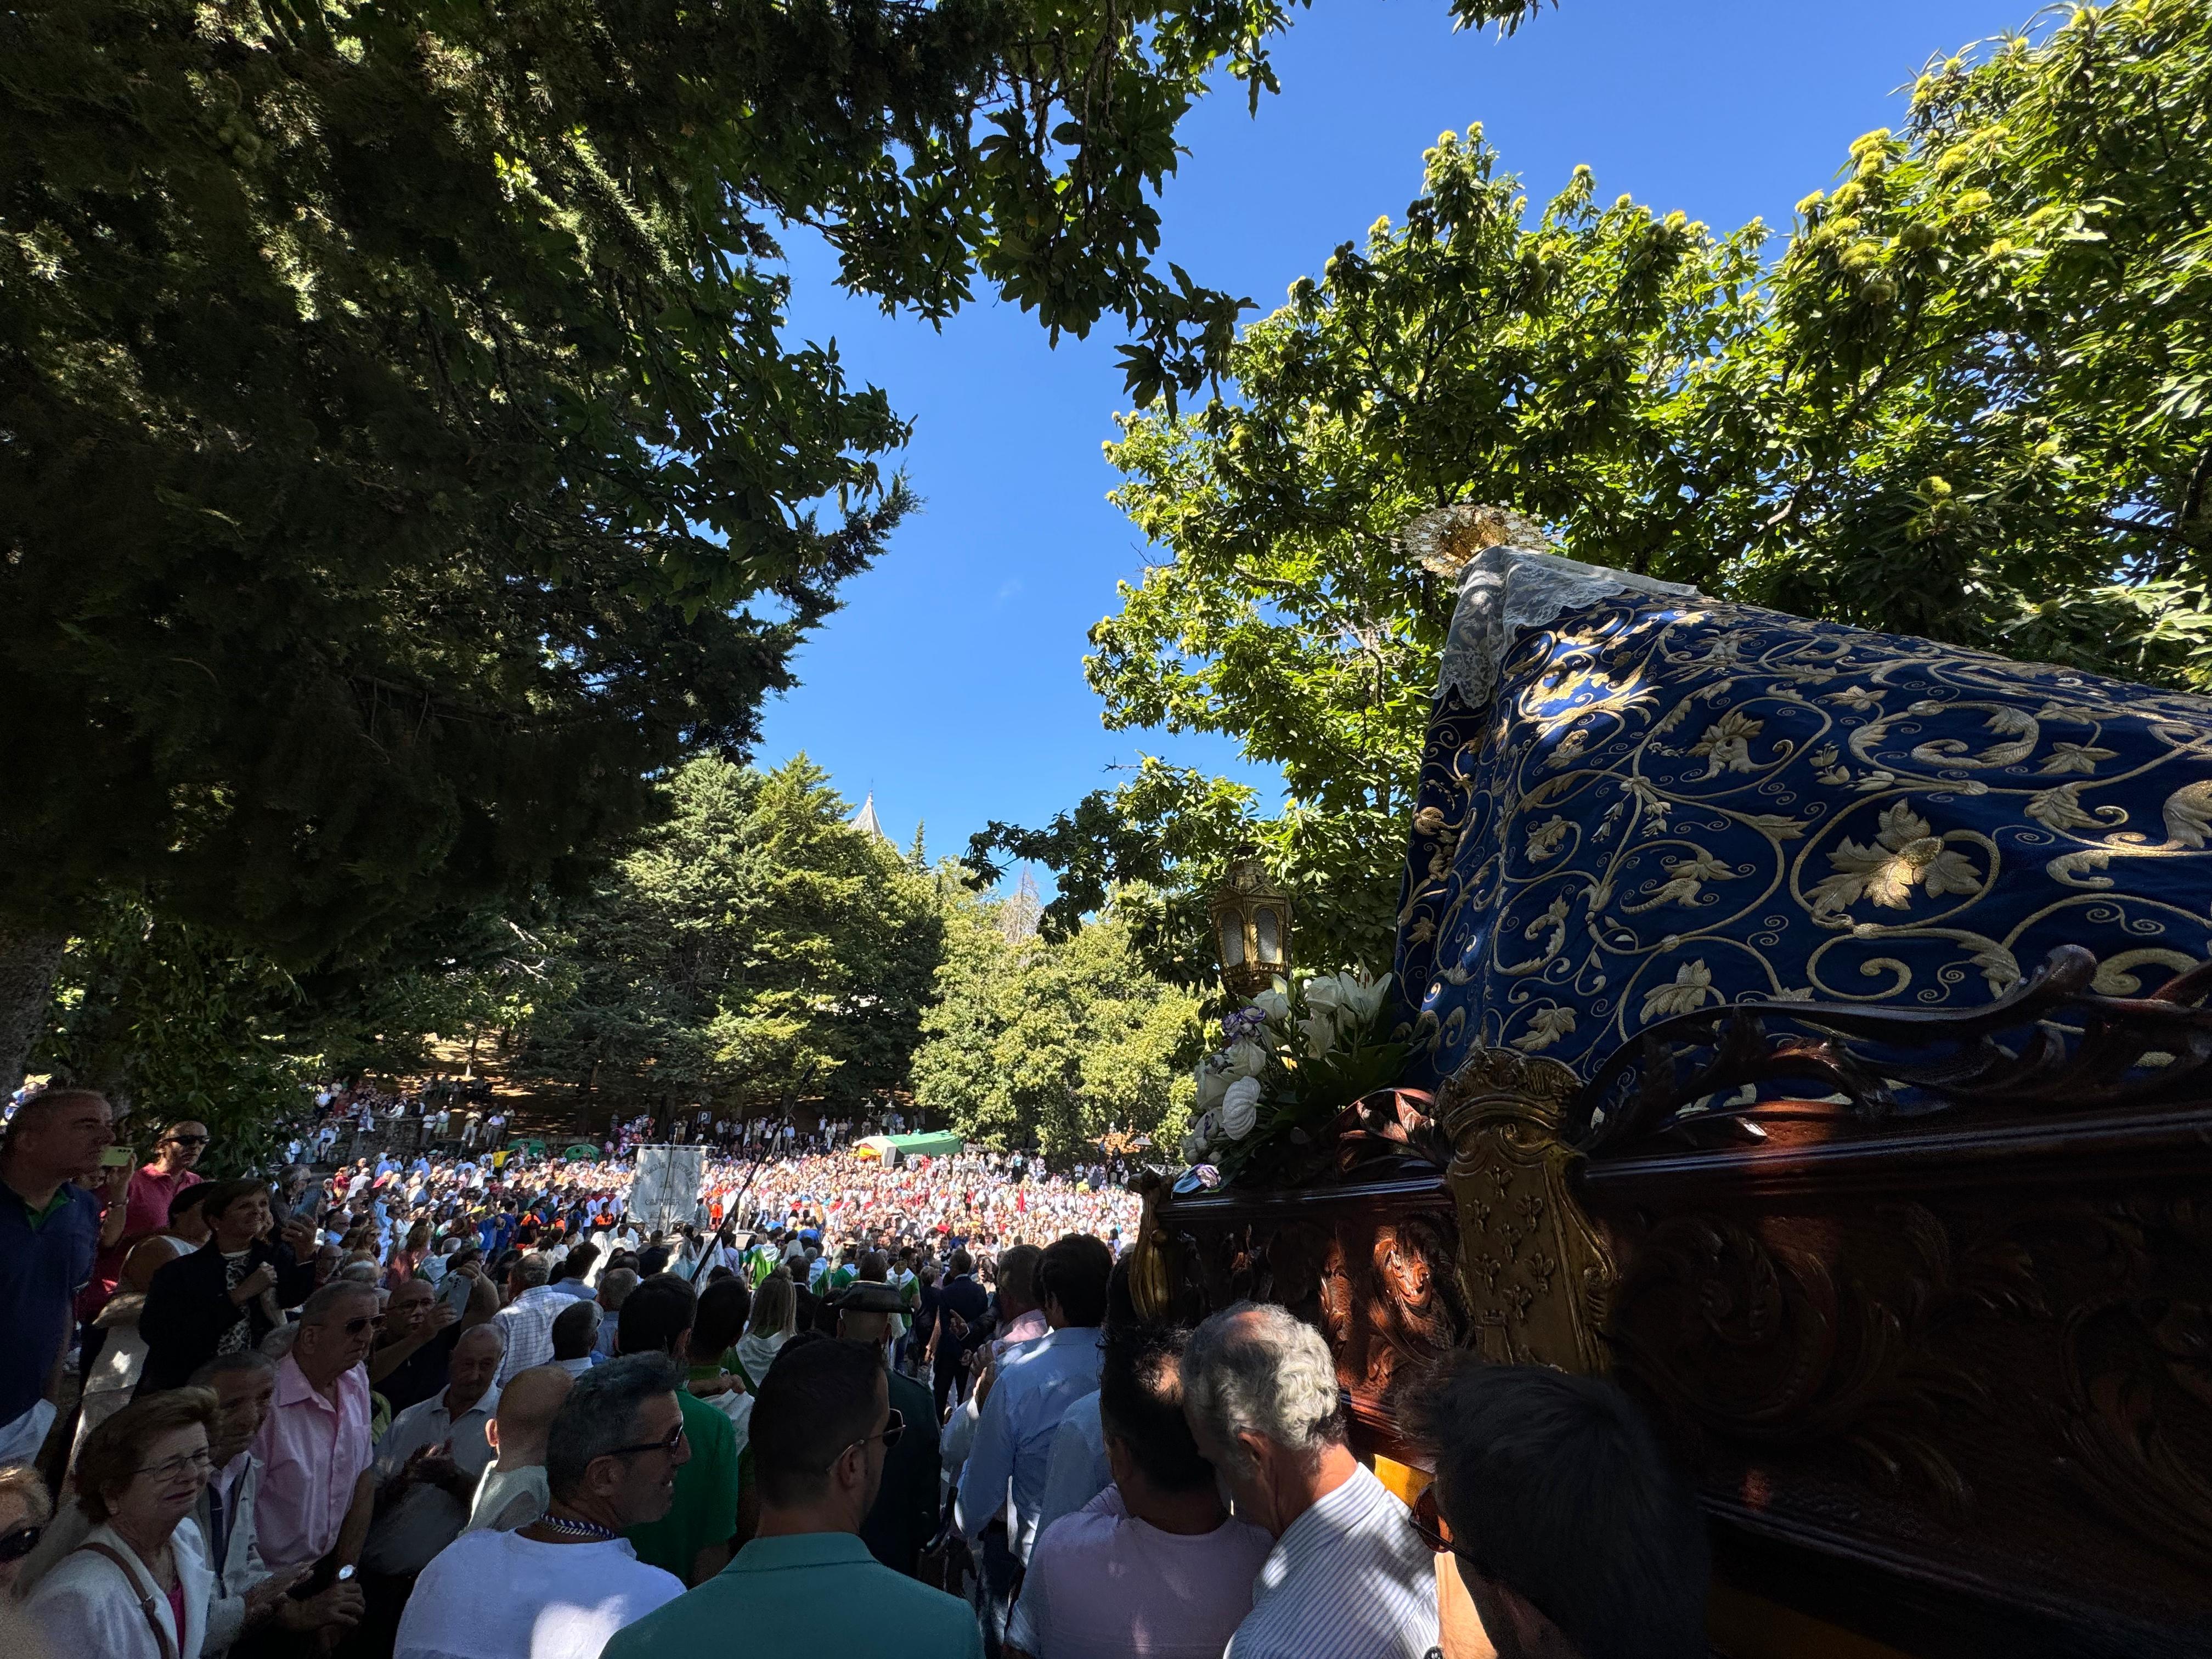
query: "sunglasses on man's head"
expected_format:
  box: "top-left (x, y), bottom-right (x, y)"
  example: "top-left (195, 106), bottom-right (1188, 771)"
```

top-left (0, 1524), bottom-right (43, 1563)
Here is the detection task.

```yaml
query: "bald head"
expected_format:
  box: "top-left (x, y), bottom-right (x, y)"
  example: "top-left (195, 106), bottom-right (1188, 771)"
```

top-left (486, 1365), bottom-right (573, 1469)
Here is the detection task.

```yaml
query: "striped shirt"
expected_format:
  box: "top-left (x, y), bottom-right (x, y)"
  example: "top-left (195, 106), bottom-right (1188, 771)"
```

top-left (490, 1284), bottom-right (571, 1384)
top-left (1227, 1462), bottom-right (1438, 1659)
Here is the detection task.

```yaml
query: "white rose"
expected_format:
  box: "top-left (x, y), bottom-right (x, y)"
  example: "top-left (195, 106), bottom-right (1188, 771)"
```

top-left (1221, 1039), bottom-right (1270, 1080)
top-left (1195, 1062), bottom-right (1230, 1110)
top-left (1220, 1076), bottom-right (1262, 1140)
top-left (1249, 989), bottom-right (1291, 1026)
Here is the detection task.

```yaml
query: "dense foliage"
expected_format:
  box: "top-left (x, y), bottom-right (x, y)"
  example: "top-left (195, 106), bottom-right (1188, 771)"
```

top-left (522, 756), bottom-right (947, 1114)
top-left (911, 897), bottom-right (1203, 1158)
top-left (976, 0), bottom-right (2212, 979)
top-left (0, 0), bottom-right (1549, 1092)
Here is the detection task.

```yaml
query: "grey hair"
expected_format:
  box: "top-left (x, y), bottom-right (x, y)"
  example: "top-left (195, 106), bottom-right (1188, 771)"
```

top-left (300, 1279), bottom-right (379, 1323)
top-left (1182, 1302), bottom-right (1345, 1475)
top-left (544, 1353), bottom-right (682, 1502)
top-left (335, 1261), bottom-right (381, 1285)
top-left (513, 1252), bottom-right (553, 1289)
top-left (455, 1321), bottom-right (507, 1353)
top-left (189, 1350), bottom-right (278, 1389)
top-left (597, 1268), bottom-right (640, 1308)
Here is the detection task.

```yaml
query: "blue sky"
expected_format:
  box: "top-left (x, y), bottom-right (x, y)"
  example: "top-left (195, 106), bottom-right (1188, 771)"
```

top-left (755, 0), bottom-right (2039, 875)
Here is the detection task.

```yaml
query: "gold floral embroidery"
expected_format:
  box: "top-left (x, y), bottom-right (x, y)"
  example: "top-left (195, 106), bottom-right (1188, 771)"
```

top-left (1810, 804), bottom-right (1983, 918)
top-left (1686, 709), bottom-right (1764, 776)
top-left (1393, 592), bottom-right (2212, 1082)
top-left (1641, 960), bottom-right (1715, 1020)
top-left (1510, 1007), bottom-right (1578, 1052)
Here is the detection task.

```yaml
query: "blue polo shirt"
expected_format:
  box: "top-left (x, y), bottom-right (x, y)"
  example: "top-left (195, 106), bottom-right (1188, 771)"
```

top-left (0, 1178), bottom-right (100, 1424)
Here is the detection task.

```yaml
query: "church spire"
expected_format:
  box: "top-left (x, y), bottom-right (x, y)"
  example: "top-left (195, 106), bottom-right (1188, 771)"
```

top-left (849, 791), bottom-right (888, 841)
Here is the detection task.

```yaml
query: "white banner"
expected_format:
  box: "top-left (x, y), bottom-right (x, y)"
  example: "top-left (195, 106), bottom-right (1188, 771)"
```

top-left (629, 1144), bottom-right (707, 1237)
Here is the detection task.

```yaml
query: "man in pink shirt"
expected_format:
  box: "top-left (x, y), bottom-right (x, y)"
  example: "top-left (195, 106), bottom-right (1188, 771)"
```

top-left (253, 1280), bottom-right (379, 1575)
top-left (1005, 1327), bottom-right (1271, 1659)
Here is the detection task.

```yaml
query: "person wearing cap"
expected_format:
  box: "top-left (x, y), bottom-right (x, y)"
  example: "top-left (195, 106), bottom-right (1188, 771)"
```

top-left (826, 1280), bottom-right (939, 1577)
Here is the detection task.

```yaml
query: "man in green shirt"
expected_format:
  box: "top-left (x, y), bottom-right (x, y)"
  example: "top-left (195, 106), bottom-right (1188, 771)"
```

top-left (602, 1334), bottom-right (981, 1659)
top-left (826, 1244), bottom-right (859, 1294)
top-left (616, 1276), bottom-right (741, 1585)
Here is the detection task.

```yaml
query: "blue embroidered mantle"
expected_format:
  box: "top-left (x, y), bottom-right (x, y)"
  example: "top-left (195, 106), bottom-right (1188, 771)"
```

top-left (1391, 585), bottom-right (2212, 1092)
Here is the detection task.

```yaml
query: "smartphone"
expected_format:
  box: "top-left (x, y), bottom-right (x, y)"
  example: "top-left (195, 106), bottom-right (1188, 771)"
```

top-left (100, 1146), bottom-right (134, 1168)
top-left (437, 1267), bottom-right (473, 1317)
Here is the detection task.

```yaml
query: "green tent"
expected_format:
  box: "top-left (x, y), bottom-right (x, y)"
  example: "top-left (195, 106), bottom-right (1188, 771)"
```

top-left (562, 1144), bottom-right (600, 1162)
top-left (856, 1131), bottom-right (964, 1166)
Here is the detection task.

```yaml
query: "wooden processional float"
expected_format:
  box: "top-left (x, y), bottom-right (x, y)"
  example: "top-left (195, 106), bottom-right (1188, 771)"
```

top-left (1133, 507), bottom-right (2212, 1658)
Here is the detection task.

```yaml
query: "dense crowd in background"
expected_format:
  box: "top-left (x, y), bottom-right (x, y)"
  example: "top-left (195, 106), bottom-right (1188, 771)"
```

top-left (2, 1083), bottom-right (1713, 1659)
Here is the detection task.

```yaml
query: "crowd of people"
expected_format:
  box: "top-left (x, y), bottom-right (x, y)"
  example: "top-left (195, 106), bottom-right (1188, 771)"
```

top-left (3, 1082), bottom-right (1714, 1659)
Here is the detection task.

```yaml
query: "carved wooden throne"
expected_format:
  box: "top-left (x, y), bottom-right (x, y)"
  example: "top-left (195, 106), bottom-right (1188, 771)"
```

top-left (1147, 945), bottom-right (2212, 1657)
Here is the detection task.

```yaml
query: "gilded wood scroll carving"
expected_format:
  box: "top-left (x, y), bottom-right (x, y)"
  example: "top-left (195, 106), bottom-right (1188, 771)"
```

top-left (1434, 1044), bottom-right (1617, 1375)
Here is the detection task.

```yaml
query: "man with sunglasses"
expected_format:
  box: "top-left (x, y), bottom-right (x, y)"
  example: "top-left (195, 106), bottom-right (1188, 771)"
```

top-left (601, 1334), bottom-right (981, 1659)
top-left (611, 1276), bottom-right (742, 1587)
top-left (393, 1354), bottom-right (687, 1659)
top-left (250, 1280), bottom-right (379, 1585)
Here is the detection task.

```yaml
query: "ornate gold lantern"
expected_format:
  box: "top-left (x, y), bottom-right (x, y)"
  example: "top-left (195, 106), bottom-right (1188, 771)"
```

top-left (1210, 850), bottom-right (1292, 999)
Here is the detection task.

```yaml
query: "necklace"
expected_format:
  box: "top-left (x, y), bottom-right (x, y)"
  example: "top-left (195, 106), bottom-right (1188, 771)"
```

top-left (538, 1513), bottom-right (620, 1543)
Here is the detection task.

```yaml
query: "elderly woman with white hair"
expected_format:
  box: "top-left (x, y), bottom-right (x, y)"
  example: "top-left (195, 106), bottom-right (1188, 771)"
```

top-left (1180, 1302), bottom-right (1437, 1659)
top-left (23, 1389), bottom-right (219, 1657)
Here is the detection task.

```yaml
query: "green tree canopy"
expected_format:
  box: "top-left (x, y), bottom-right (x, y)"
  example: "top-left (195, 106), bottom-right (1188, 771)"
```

top-left (911, 894), bottom-right (1201, 1158)
top-left (0, 0), bottom-right (1550, 1091)
top-left (975, 0), bottom-right (2212, 979)
top-left (523, 754), bottom-right (945, 1114)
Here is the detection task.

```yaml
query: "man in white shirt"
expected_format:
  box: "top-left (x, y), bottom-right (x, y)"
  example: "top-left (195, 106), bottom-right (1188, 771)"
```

top-left (360, 1324), bottom-right (506, 1578)
top-left (492, 1254), bottom-right (568, 1384)
top-left (1182, 1304), bottom-right (1437, 1659)
top-left (397, 1356), bottom-right (686, 1659)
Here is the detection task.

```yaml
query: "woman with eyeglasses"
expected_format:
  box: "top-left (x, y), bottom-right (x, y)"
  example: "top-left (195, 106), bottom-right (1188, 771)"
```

top-left (22, 1389), bottom-right (217, 1657)
top-left (138, 1181), bottom-right (320, 1395)
top-left (0, 1463), bottom-right (53, 1596)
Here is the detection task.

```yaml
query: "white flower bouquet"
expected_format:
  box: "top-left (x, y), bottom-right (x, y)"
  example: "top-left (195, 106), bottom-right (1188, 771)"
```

top-left (1176, 969), bottom-right (1407, 1177)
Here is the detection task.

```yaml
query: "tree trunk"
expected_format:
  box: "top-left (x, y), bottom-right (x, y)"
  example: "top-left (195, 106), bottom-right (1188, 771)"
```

top-left (0, 918), bottom-right (69, 1097)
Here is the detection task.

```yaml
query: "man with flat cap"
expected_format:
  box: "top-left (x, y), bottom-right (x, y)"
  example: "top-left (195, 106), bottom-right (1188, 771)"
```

top-left (829, 1279), bottom-right (942, 1577)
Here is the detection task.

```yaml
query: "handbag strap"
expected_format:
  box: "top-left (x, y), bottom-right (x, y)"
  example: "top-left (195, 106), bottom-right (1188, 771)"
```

top-left (74, 1541), bottom-right (182, 1659)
